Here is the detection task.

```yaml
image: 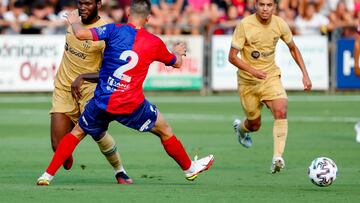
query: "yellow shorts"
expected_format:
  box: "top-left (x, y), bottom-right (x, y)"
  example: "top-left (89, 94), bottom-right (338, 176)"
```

top-left (237, 75), bottom-right (287, 120)
top-left (50, 84), bottom-right (96, 124)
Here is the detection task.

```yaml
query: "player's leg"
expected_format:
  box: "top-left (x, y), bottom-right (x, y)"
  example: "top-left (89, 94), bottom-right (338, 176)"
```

top-left (262, 76), bottom-right (288, 173)
top-left (50, 87), bottom-right (81, 170)
top-left (265, 98), bottom-right (288, 173)
top-left (51, 113), bottom-right (75, 170)
top-left (79, 88), bottom-right (132, 184)
top-left (150, 110), bottom-right (214, 181)
top-left (234, 84), bottom-right (262, 147)
top-left (37, 124), bottom-right (85, 186)
top-left (38, 98), bottom-right (102, 186)
top-left (94, 131), bottom-right (133, 184)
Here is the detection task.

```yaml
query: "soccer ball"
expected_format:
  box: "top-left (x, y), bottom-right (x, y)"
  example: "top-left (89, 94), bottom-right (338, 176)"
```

top-left (308, 157), bottom-right (338, 187)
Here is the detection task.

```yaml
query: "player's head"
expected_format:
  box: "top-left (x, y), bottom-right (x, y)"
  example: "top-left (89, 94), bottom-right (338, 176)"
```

top-left (129, 0), bottom-right (151, 23)
top-left (255, 0), bottom-right (277, 21)
top-left (77, 0), bottom-right (102, 24)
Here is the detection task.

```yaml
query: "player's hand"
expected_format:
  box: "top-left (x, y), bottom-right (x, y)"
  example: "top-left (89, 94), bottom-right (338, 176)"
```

top-left (302, 75), bottom-right (312, 91)
top-left (71, 75), bottom-right (84, 100)
top-left (64, 11), bottom-right (80, 25)
top-left (174, 42), bottom-right (186, 56)
top-left (355, 66), bottom-right (360, 78)
top-left (251, 69), bottom-right (267, 80)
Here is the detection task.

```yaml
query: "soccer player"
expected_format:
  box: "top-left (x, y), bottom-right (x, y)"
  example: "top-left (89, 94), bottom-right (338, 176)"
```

top-left (50, 0), bottom-right (132, 184)
top-left (228, 0), bottom-right (312, 173)
top-left (37, 0), bottom-right (214, 186)
top-left (352, 27), bottom-right (360, 143)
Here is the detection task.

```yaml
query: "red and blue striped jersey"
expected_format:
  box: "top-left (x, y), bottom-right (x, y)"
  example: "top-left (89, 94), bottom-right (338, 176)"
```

top-left (90, 23), bottom-right (176, 114)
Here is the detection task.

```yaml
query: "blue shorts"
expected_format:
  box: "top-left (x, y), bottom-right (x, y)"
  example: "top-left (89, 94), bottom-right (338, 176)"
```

top-left (79, 98), bottom-right (158, 140)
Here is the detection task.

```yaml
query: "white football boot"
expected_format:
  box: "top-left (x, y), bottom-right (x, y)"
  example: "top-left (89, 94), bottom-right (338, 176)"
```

top-left (354, 121), bottom-right (360, 143)
top-left (36, 172), bottom-right (53, 186)
top-left (233, 119), bottom-right (253, 148)
top-left (184, 154), bottom-right (214, 181)
top-left (271, 157), bottom-right (285, 174)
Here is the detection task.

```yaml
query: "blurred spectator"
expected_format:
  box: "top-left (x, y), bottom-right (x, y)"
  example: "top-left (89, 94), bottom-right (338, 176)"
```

top-left (3, 0), bottom-right (28, 34)
top-left (245, 0), bottom-right (256, 15)
top-left (329, 0), bottom-right (356, 37)
top-left (278, 6), bottom-right (297, 34)
top-left (294, 2), bottom-right (330, 35)
top-left (108, 4), bottom-right (125, 23)
top-left (232, 0), bottom-right (245, 17)
top-left (21, 1), bottom-right (61, 34)
top-left (183, 0), bottom-right (211, 35)
top-left (354, 0), bottom-right (360, 17)
top-left (216, 4), bottom-right (240, 34)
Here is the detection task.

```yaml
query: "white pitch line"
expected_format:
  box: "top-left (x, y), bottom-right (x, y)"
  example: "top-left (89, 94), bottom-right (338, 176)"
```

top-left (0, 109), bottom-right (358, 123)
top-left (0, 95), bottom-right (360, 103)
top-left (164, 113), bottom-right (360, 123)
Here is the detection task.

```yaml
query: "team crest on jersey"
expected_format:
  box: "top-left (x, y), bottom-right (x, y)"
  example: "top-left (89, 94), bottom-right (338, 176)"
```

top-left (96, 26), bottom-right (106, 35)
top-left (83, 40), bottom-right (91, 50)
top-left (251, 51), bottom-right (260, 59)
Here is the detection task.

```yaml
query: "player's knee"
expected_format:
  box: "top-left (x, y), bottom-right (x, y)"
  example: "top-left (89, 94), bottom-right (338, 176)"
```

top-left (273, 109), bottom-right (287, 119)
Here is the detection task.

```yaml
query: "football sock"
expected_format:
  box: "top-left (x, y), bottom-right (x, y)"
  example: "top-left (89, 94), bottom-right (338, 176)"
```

top-left (161, 135), bottom-right (192, 170)
top-left (96, 132), bottom-right (124, 173)
top-left (46, 133), bottom-right (80, 176)
top-left (273, 119), bottom-right (288, 158)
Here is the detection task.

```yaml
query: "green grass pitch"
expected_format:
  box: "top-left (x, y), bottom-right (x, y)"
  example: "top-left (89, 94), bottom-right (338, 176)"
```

top-left (0, 92), bottom-right (359, 202)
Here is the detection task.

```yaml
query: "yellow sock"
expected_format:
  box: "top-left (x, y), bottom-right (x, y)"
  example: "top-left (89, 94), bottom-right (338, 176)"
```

top-left (97, 132), bottom-right (124, 173)
top-left (273, 119), bottom-right (288, 158)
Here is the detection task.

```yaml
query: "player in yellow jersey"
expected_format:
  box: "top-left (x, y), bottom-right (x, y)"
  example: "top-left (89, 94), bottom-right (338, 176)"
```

top-left (50, 0), bottom-right (132, 184)
top-left (228, 0), bottom-right (312, 173)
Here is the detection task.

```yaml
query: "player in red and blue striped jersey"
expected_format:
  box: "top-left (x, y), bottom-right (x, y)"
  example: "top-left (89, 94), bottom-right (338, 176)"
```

top-left (37, 0), bottom-right (214, 186)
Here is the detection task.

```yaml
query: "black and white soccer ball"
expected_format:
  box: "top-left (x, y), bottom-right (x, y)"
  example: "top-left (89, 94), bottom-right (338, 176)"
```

top-left (308, 157), bottom-right (338, 187)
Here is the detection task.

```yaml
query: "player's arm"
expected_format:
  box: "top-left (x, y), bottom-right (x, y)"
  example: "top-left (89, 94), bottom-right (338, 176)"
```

top-left (228, 47), bottom-right (266, 79)
top-left (286, 40), bottom-right (312, 91)
top-left (65, 12), bottom-right (93, 40)
top-left (156, 40), bottom-right (186, 69)
top-left (354, 33), bottom-right (360, 77)
top-left (71, 73), bottom-right (99, 100)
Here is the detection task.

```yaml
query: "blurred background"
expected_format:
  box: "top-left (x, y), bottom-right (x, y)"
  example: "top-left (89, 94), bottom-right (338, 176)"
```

top-left (0, 0), bottom-right (359, 92)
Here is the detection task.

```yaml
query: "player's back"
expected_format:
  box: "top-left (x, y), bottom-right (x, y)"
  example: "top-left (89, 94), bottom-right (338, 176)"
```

top-left (91, 23), bottom-right (175, 114)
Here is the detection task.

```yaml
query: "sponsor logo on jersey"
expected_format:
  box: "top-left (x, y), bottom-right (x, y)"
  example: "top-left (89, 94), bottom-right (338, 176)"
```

top-left (65, 42), bottom-right (87, 59)
top-left (261, 51), bottom-right (275, 57)
top-left (251, 50), bottom-right (260, 59)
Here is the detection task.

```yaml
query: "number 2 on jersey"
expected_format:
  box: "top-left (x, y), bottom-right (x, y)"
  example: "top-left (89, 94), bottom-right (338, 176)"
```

top-left (113, 50), bottom-right (139, 82)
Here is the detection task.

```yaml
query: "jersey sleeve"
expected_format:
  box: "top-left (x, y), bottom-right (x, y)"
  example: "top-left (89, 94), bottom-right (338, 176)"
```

top-left (279, 18), bottom-right (293, 44)
top-left (231, 22), bottom-right (246, 50)
top-left (90, 23), bottom-right (115, 41)
top-left (156, 39), bottom-right (177, 66)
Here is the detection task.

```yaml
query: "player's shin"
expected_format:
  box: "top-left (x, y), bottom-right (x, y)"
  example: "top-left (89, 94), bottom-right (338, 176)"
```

top-left (273, 119), bottom-right (288, 158)
top-left (96, 132), bottom-right (125, 173)
top-left (161, 135), bottom-right (192, 170)
top-left (45, 133), bottom-right (80, 176)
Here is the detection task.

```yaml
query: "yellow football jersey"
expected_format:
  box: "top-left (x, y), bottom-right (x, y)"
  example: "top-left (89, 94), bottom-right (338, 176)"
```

top-left (231, 14), bottom-right (293, 84)
top-left (54, 17), bottom-right (107, 91)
